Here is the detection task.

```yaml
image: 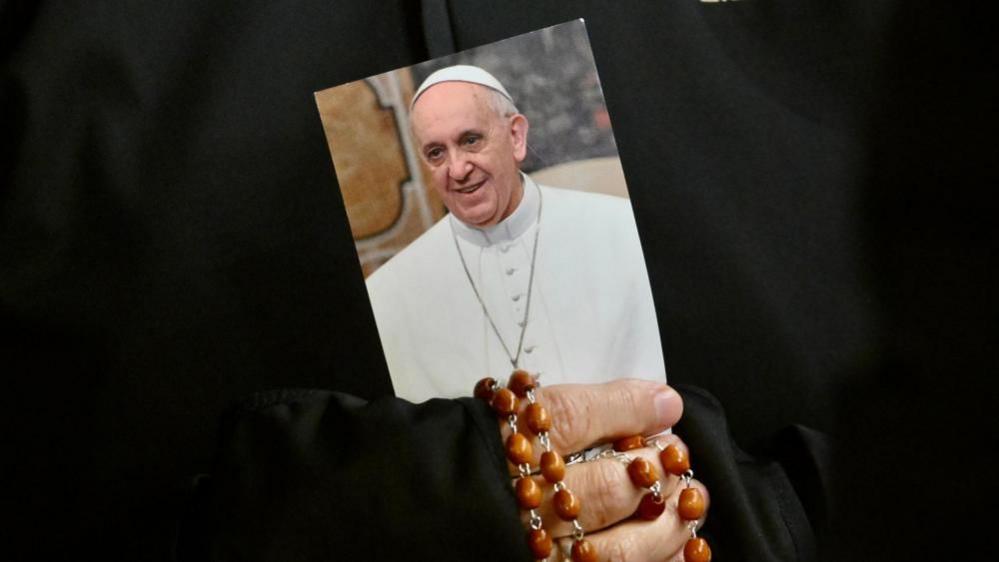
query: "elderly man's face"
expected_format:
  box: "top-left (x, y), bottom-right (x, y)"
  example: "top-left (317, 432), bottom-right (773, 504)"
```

top-left (410, 82), bottom-right (528, 228)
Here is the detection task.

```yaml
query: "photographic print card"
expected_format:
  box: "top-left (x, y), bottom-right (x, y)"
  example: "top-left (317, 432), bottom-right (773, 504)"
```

top-left (315, 20), bottom-right (666, 402)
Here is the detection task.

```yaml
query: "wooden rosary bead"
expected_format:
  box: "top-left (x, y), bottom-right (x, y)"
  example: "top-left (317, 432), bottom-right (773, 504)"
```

top-left (540, 450), bottom-right (565, 483)
top-left (660, 444), bottom-right (691, 476)
top-left (635, 491), bottom-right (666, 520)
top-left (627, 457), bottom-right (659, 488)
top-left (506, 432), bottom-right (533, 466)
top-left (527, 528), bottom-right (553, 559)
top-left (613, 434), bottom-right (646, 452)
top-left (491, 387), bottom-right (519, 417)
top-left (553, 488), bottom-right (581, 520)
top-left (570, 538), bottom-right (598, 562)
top-left (523, 403), bottom-right (551, 434)
top-left (474, 377), bottom-right (497, 401)
top-left (507, 369), bottom-right (536, 397)
top-left (683, 537), bottom-right (712, 562)
top-left (678, 487), bottom-right (705, 521)
top-left (515, 476), bottom-right (543, 510)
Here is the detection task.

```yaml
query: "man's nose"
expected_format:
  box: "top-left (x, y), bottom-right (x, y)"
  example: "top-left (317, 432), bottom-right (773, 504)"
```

top-left (446, 153), bottom-right (472, 180)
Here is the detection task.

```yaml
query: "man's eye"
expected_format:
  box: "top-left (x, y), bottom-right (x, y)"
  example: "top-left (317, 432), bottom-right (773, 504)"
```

top-left (426, 148), bottom-right (443, 161)
top-left (462, 135), bottom-right (480, 146)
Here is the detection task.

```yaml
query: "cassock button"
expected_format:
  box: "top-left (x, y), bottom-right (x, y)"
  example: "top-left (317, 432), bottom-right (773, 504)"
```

top-left (506, 267), bottom-right (517, 275)
top-left (525, 345), bottom-right (536, 354)
top-left (512, 293), bottom-right (523, 302)
top-left (501, 244), bottom-right (512, 253)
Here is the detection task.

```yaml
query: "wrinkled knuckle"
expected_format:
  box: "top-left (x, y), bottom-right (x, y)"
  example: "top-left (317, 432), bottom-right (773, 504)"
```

top-left (610, 380), bottom-right (643, 420)
top-left (539, 389), bottom-right (572, 444)
top-left (584, 461), bottom-right (630, 530)
top-left (544, 388), bottom-right (592, 450)
top-left (605, 533), bottom-right (637, 562)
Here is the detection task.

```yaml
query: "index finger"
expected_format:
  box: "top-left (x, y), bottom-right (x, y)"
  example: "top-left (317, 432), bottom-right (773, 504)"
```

top-left (535, 379), bottom-right (682, 454)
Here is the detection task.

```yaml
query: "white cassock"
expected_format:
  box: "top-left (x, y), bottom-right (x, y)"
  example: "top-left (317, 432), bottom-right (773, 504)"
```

top-left (366, 174), bottom-right (667, 403)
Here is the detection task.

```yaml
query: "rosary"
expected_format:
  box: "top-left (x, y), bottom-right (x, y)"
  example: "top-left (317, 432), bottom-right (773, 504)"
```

top-left (473, 371), bottom-right (711, 562)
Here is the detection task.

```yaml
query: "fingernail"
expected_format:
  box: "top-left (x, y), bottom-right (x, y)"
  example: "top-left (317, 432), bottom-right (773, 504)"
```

top-left (654, 386), bottom-right (679, 427)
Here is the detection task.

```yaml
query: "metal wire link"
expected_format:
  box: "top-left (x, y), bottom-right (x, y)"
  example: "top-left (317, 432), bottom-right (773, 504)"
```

top-left (571, 519), bottom-right (585, 541)
top-left (597, 449), bottom-right (633, 465)
top-left (529, 510), bottom-right (543, 531)
top-left (650, 480), bottom-right (663, 498)
top-left (565, 451), bottom-right (586, 466)
top-left (682, 469), bottom-right (694, 487)
top-left (538, 431), bottom-right (551, 452)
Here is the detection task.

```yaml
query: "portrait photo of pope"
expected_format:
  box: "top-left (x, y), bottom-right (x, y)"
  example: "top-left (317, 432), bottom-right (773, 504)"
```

top-left (316, 21), bottom-right (666, 402)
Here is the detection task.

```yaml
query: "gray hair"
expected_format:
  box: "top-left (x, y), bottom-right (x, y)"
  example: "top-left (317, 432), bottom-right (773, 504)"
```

top-left (485, 87), bottom-right (519, 119)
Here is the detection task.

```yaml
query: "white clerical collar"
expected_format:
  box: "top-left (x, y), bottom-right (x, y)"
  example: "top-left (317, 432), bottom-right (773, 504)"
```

top-left (450, 173), bottom-right (540, 247)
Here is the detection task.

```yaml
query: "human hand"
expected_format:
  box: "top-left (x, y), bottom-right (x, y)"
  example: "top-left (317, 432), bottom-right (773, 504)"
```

top-left (493, 378), bottom-right (710, 561)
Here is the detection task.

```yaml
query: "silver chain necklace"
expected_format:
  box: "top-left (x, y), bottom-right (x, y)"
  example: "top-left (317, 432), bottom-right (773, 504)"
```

top-left (450, 183), bottom-right (543, 370)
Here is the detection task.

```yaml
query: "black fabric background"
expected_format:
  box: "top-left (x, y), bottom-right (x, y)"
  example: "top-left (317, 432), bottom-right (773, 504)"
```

top-left (2, 1), bottom-right (996, 560)
top-left (175, 390), bottom-right (531, 562)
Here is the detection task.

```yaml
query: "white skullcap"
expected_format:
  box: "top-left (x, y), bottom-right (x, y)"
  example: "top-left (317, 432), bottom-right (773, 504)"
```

top-left (411, 65), bottom-right (514, 109)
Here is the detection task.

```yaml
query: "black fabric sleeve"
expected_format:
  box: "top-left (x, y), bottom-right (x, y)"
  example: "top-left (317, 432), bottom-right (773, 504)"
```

top-left (178, 384), bottom-right (830, 562)
top-left (176, 390), bottom-right (530, 561)
top-left (674, 384), bottom-right (830, 562)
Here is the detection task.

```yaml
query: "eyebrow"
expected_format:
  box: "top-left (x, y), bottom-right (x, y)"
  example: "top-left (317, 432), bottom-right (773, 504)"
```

top-left (421, 128), bottom-right (483, 154)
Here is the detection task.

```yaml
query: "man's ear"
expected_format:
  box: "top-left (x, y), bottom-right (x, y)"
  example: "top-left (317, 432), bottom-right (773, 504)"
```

top-left (510, 114), bottom-right (529, 162)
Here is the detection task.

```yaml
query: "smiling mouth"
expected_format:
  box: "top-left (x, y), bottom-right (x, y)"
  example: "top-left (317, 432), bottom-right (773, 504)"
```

top-left (454, 180), bottom-right (484, 195)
